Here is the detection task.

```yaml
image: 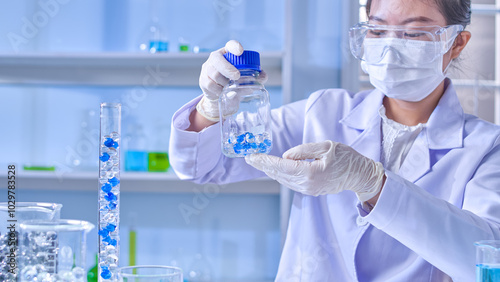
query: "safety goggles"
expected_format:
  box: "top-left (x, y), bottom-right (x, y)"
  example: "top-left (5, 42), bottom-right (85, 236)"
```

top-left (349, 22), bottom-right (464, 64)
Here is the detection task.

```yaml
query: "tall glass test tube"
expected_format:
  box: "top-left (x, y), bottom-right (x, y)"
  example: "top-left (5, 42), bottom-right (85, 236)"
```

top-left (98, 103), bottom-right (121, 281)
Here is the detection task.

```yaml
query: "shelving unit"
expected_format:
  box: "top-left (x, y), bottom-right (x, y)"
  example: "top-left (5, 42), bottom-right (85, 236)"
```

top-left (0, 170), bottom-right (280, 194)
top-left (0, 51), bottom-right (283, 195)
top-left (0, 52), bottom-right (283, 87)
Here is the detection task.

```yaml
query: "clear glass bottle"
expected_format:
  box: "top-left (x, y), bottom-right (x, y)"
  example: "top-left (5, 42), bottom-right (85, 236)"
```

top-left (219, 50), bottom-right (272, 158)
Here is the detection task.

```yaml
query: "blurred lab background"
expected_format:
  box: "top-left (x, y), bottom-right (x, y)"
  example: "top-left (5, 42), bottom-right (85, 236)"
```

top-left (0, 0), bottom-right (498, 281)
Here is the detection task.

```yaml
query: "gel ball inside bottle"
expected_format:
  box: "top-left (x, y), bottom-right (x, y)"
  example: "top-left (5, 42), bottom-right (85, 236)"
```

top-left (219, 50), bottom-right (272, 158)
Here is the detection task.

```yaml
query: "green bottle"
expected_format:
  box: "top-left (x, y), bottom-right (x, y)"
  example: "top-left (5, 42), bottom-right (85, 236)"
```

top-left (87, 254), bottom-right (98, 282)
top-left (148, 120), bottom-right (170, 172)
top-left (148, 152), bottom-right (169, 172)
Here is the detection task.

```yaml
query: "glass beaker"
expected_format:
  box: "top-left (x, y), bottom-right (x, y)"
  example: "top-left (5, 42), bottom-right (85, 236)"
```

top-left (0, 202), bottom-right (62, 281)
top-left (118, 265), bottom-right (183, 282)
top-left (18, 219), bottom-right (95, 282)
top-left (475, 240), bottom-right (500, 281)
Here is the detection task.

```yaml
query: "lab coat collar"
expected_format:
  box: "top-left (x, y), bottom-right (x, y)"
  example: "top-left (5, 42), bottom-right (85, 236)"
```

top-left (339, 79), bottom-right (464, 182)
top-left (425, 78), bottom-right (465, 150)
top-left (340, 78), bottom-right (464, 150)
top-left (340, 89), bottom-right (385, 131)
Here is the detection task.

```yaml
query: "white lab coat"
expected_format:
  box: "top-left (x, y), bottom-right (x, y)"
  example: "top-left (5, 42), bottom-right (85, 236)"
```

top-left (169, 79), bottom-right (500, 281)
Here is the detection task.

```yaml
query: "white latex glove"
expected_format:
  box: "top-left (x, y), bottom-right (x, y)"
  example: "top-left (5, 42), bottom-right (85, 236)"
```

top-left (196, 40), bottom-right (268, 122)
top-left (245, 140), bottom-right (385, 202)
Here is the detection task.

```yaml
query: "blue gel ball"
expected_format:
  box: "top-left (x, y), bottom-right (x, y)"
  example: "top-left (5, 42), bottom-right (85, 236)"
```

top-left (99, 153), bottom-right (110, 162)
top-left (108, 202), bottom-right (117, 210)
top-left (233, 143), bottom-right (243, 154)
top-left (109, 177), bottom-right (120, 187)
top-left (106, 224), bottom-right (116, 232)
top-left (264, 139), bottom-right (272, 147)
top-left (101, 183), bottom-right (112, 193)
top-left (101, 269), bottom-right (112, 279)
top-left (109, 239), bottom-right (117, 246)
top-left (105, 192), bottom-right (117, 202)
top-left (250, 143), bottom-right (258, 149)
top-left (104, 138), bottom-right (115, 148)
top-left (245, 132), bottom-right (255, 139)
top-left (98, 229), bottom-right (109, 237)
top-left (102, 236), bottom-right (112, 244)
top-left (258, 143), bottom-right (268, 153)
top-left (243, 143), bottom-right (251, 151)
top-left (112, 141), bottom-right (119, 149)
top-left (237, 134), bottom-right (245, 143)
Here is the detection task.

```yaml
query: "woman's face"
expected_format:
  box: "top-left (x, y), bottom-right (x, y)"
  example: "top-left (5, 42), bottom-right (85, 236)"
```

top-left (369, 0), bottom-right (453, 71)
top-left (369, 0), bottom-right (447, 27)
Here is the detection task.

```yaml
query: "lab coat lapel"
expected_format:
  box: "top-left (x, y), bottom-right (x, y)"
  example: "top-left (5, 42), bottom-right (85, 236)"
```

top-left (348, 116), bottom-right (382, 162)
top-left (340, 90), bottom-right (384, 162)
top-left (393, 79), bottom-right (464, 182)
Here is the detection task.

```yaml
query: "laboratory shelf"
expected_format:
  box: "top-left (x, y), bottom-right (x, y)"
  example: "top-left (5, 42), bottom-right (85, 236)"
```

top-left (0, 52), bottom-right (283, 87)
top-left (0, 170), bottom-right (280, 194)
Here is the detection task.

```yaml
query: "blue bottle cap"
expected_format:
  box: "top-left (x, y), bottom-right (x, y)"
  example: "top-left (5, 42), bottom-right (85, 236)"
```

top-left (223, 50), bottom-right (261, 71)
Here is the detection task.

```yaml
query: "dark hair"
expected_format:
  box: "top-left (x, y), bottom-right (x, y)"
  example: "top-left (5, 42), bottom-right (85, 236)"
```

top-left (365, 0), bottom-right (471, 28)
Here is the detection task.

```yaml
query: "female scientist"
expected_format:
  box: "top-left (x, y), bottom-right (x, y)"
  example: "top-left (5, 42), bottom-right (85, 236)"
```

top-left (169, 0), bottom-right (500, 280)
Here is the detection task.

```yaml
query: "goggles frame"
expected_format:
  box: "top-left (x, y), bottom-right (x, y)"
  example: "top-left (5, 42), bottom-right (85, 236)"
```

top-left (349, 22), bottom-right (464, 63)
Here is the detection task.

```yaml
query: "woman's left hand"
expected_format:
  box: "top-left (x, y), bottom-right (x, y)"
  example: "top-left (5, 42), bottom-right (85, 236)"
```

top-left (245, 140), bottom-right (385, 202)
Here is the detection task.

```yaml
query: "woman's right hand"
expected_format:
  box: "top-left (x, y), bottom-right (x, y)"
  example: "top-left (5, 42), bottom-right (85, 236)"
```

top-left (195, 40), bottom-right (245, 122)
top-left (195, 40), bottom-right (268, 124)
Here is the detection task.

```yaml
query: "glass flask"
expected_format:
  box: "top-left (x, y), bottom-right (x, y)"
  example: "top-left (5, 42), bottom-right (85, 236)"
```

top-left (219, 50), bottom-right (272, 158)
top-left (138, 0), bottom-right (169, 53)
top-left (475, 240), bottom-right (500, 281)
top-left (148, 119), bottom-right (170, 172)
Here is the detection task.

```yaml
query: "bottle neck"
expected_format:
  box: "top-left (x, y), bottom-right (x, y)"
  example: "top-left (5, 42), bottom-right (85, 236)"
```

top-left (239, 69), bottom-right (261, 77)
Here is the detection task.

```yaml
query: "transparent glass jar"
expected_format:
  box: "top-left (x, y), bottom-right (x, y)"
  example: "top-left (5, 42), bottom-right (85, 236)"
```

top-left (219, 51), bottom-right (272, 158)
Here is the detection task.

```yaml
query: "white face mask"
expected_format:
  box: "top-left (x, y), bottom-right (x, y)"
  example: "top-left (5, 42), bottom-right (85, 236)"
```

top-left (361, 38), bottom-right (451, 102)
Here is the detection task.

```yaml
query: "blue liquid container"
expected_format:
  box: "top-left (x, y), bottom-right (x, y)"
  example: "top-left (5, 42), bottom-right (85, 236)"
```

top-left (149, 40), bottom-right (169, 52)
top-left (476, 264), bottom-right (500, 282)
top-left (125, 151), bottom-right (148, 171)
top-left (475, 240), bottom-right (500, 282)
top-left (219, 50), bottom-right (272, 158)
